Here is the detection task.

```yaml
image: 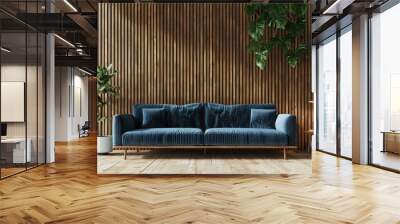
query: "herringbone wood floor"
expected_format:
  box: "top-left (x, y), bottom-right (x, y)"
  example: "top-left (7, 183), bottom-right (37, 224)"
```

top-left (1, 136), bottom-right (400, 224)
top-left (98, 150), bottom-right (311, 175)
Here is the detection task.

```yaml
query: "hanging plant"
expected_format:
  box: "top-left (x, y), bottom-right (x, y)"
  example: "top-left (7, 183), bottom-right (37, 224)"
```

top-left (246, 3), bottom-right (308, 70)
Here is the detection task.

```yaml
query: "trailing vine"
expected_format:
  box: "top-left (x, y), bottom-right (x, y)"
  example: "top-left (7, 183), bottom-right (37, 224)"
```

top-left (245, 3), bottom-right (308, 70)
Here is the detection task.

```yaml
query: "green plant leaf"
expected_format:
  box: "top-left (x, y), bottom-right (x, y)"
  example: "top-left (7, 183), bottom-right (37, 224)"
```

top-left (248, 18), bottom-right (266, 41)
top-left (97, 64), bottom-right (119, 123)
top-left (245, 4), bottom-right (262, 16)
top-left (255, 51), bottom-right (268, 70)
top-left (287, 56), bottom-right (299, 68)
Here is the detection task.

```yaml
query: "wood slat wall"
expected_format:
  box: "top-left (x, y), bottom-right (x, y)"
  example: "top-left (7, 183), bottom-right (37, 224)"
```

top-left (88, 77), bottom-right (97, 132)
top-left (98, 3), bottom-right (312, 151)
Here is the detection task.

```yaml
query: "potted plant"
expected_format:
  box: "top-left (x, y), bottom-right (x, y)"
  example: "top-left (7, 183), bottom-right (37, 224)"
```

top-left (97, 64), bottom-right (118, 154)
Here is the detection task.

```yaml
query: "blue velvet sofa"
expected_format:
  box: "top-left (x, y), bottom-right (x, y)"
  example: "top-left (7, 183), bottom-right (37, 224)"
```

top-left (113, 103), bottom-right (297, 159)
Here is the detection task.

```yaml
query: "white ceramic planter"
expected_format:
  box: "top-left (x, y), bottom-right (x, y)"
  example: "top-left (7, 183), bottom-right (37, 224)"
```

top-left (97, 136), bottom-right (112, 154)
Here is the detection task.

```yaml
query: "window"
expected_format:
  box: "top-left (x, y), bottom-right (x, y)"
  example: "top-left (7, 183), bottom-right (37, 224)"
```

top-left (317, 35), bottom-right (337, 154)
top-left (339, 27), bottom-right (352, 158)
top-left (370, 3), bottom-right (400, 171)
top-left (316, 25), bottom-right (353, 158)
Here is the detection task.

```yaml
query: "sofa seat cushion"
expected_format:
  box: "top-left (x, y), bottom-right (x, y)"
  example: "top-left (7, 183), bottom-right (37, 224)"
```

top-left (204, 128), bottom-right (288, 146)
top-left (122, 128), bottom-right (204, 145)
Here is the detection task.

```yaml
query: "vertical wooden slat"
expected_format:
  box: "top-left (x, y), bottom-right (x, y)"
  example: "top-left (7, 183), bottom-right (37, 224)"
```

top-left (98, 3), bottom-right (312, 152)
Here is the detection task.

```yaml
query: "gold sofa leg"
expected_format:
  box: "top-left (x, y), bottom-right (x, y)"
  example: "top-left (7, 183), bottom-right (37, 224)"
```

top-left (124, 149), bottom-right (127, 160)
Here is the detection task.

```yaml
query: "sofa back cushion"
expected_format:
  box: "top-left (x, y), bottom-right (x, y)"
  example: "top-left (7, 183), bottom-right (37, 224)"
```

top-left (133, 104), bottom-right (167, 128)
top-left (204, 103), bottom-right (276, 129)
top-left (250, 109), bottom-right (277, 129)
top-left (142, 108), bottom-right (168, 128)
top-left (168, 104), bottom-right (203, 128)
top-left (132, 103), bottom-right (203, 128)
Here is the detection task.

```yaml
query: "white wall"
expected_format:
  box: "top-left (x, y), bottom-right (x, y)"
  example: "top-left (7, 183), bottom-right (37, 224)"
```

top-left (55, 67), bottom-right (89, 141)
top-left (1, 64), bottom-right (27, 140)
top-left (71, 73), bottom-right (89, 138)
top-left (55, 67), bottom-right (68, 141)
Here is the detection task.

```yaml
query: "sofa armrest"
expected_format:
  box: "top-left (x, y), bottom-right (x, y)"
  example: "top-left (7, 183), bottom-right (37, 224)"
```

top-left (112, 114), bottom-right (137, 146)
top-left (275, 114), bottom-right (297, 146)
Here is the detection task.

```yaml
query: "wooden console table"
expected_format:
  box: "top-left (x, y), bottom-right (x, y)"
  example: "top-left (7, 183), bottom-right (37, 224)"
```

top-left (382, 131), bottom-right (400, 154)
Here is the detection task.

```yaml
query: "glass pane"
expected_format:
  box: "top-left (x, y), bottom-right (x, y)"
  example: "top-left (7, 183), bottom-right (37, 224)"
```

top-left (340, 28), bottom-right (352, 158)
top-left (0, 0), bottom-right (46, 178)
top-left (27, 32), bottom-right (38, 169)
top-left (371, 4), bottom-right (400, 171)
top-left (1, 31), bottom-right (27, 177)
top-left (317, 36), bottom-right (337, 154)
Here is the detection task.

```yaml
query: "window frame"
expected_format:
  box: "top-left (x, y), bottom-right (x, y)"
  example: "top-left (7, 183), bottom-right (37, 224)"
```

top-left (315, 24), bottom-right (353, 160)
